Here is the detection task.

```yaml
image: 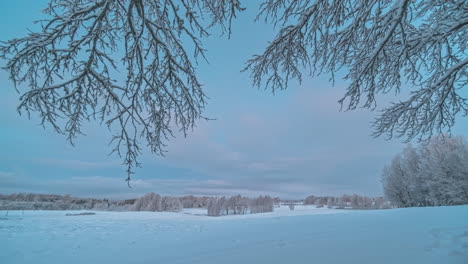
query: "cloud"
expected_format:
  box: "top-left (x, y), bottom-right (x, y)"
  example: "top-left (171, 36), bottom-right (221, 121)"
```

top-left (0, 83), bottom-right (405, 199)
top-left (136, 85), bottom-right (404, 197)
top-left (0, 171), bottom-right (190, 199)
top-left (35, 158), bottom-right (121, 169)
top-left (1, 3), bottom-right (466, 201)
top-left (0, 171), bottom-right (296, 199)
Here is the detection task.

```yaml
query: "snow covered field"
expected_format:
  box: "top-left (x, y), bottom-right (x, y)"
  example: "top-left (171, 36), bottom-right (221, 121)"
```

top-left (1, 205), bottom-right (467, 264)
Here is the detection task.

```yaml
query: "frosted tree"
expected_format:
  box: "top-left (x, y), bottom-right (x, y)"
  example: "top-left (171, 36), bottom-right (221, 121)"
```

top-left (133, 192), bottom-right (162, 211)
top-left (419, 136), bottom-right (468, 205)
top-left (303, 195), bottom-right (316, 205)
top-left (382, 155), bottom-right (414, 207)
top-left (2, 0), bottom-right (466, 183)
top-left (0, 0), bottom-right (244, 183)
top-left (206, 198), bottom-right (217, 216)
top-left (207, 195), bottom-right (274, 216)
top-left (161, 196), bottom-right (182, 211)
top-left (400, 145), bottom-right (425, 206)
top-left (250, 195), bottom-right (274, 213)
top-left (224, 195), bottom-right (245, 215)
top-left (372, 197), bottom-right (385, 209)
top-left (359, 196), bottom-right (373, 209)
top-left (207, 196), bottom-right (225, 216)
top-left (244, 0), bottom-right (467, 142)
top-left (180, 195), bottom-right (197, 208)
top-left (234, 195), bottom-right (249, 214)
top-left (301, 194), bottom-right (387, 209)
top-left (382, 136), bottom-right (468, 207)
top-left (382, 145), bottom-right (424, 207)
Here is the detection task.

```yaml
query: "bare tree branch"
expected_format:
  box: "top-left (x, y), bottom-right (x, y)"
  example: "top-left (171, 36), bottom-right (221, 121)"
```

top-left (245, 0), bottom-right (468, 141)
top-left (0, 0), bottom-right (245, 183)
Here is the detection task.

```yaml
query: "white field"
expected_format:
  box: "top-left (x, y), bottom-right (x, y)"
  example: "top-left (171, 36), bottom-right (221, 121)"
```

top-left (1, 205), bottom-right (467, 264)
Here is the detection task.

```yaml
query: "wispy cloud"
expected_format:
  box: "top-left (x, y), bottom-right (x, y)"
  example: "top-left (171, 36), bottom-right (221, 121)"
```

top-left (0, 85), bottom-right (404, 199)
top-left (35, 158), bottom-right (121, 169)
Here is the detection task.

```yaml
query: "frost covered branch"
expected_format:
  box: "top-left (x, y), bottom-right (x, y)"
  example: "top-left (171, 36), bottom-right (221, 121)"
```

top-left (0, 0), bottom-right (244, 183)
top-left (245, 0), bottom-right (468, 141)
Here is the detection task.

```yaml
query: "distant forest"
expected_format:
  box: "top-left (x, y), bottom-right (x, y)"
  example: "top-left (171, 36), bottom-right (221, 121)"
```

top-left (0, 192), bottom-right (391, 215)
top-left (0, 193), bottom-right (276, 216)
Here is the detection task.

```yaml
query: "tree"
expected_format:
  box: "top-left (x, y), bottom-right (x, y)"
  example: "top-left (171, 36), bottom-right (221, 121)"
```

top-left (250, 195), bottom-right (274, 213)
top-left (0, 0), bottom-right (244, 183)
top-left (382, 157), bottom-right (407, 207)
top-left (161, 196), bottom-right (182, 211)
top-left (206, 195), bottom-right (273, 216)
top-left (1, 1), bottom-right (466, 181)
top-left (245, 0), bottom-right (467, 142)
top-left (381, 145), bottom-right (423, 207)
top-left (133, 192), bottom-right (162, 211)
top-left (419, 137), bottom-right (468, 205)
top-left (382, 136), bottom-right (468, 207)
top-left (207, 196), bottom-right (225, 216)
top-left (303, 195), bottom-right (316, 205)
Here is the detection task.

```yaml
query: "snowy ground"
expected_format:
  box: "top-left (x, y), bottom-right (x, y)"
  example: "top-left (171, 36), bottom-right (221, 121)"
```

top-left (1, 205), bottom-right (467, 264)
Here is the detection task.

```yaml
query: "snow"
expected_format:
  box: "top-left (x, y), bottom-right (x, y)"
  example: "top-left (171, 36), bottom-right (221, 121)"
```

top-left (1, 205), bottom-right (467, 264)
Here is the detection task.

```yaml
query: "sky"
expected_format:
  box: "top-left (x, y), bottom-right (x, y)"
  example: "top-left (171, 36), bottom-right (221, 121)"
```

top-left (0, 1), bottom-right (466, 199)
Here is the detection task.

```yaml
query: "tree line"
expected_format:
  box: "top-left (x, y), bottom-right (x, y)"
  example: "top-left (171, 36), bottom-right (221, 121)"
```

top-left (0, 193), bottom-right (210, 212)
top-left (303, 194), bottom-right (391, 210)
top-left (0, 192), bottom-right (275, 215)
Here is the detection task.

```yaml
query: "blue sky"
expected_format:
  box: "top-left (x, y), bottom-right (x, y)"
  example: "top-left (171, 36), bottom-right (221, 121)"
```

top-left (0, 1), bottom-right (466, 199)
